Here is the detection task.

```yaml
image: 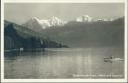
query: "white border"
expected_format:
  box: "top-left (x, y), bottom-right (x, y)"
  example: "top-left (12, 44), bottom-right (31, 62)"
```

top-left (1, 0), bottom-right (4, 82)
top-left (1, 0), bottom-right (127, 82)
top-left (3, 0), bottom-right (125, 3)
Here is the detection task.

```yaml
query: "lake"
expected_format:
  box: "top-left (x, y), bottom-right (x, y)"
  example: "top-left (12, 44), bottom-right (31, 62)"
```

top-left (4, 47), bottom-right (124, 79)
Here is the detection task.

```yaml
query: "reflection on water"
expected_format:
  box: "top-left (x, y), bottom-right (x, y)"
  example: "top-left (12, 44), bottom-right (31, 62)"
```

top-left (4, 47), bottom-right (124, 79)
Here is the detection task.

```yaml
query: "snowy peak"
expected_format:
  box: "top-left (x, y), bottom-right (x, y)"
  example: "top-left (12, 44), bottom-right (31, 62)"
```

top-left (22, 17), bottom-right (43, 32)
top-left (31, 17), bottom-right (39, 21)
top-left (23, 16), bottom-right (67, 31)
top-left (76, 15), bottom-right (92, 22)
top-left (76, 15), bottom-right (114, 22)
top-left (48, 16), bottom-right (66, 26)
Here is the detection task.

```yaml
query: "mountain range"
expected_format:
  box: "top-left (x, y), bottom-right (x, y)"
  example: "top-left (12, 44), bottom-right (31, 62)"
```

top-left (22, 15), bottom-right (117, 32)
top-left (4, 16), bottom-right (124, 49)
top-left (39, 17), bottom-right (124, 47)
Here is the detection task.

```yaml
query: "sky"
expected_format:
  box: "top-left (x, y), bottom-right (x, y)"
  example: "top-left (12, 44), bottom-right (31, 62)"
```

top-left (4, 3), bottom-right (124, 24)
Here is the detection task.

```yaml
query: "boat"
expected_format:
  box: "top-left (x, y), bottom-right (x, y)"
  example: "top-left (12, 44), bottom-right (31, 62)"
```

top-left (104, 56), bottom-right (124, 62)
top-left (104, 56), bottom-right (113, 62)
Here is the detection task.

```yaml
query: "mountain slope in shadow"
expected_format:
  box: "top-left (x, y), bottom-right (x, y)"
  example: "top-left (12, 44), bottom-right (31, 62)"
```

top-left (4, 20), bottom-right (68, 51)
top-left (40, 17), bottom-right (124, 47)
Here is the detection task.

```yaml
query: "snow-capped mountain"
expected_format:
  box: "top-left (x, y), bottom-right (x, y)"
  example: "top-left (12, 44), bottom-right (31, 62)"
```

top-left (48, 16), bottom-right (67, 26)
top-left (22, 17), bottom-right (44, 32)
top-left (23, 15), bottom-right (115, 32)
top-left (76, 15), bottom-right (114, 22)
top-left (76, 15), bottom-right (93, 22)
top-left (23, 17), bottom-right (67, 31)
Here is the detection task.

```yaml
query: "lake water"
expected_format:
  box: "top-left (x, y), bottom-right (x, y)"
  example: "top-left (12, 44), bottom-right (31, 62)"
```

top-left (4, 47), bottom-right (124, 79)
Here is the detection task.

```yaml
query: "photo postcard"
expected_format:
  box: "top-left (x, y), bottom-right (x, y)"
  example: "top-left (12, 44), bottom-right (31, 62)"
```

top-left (1, 0), bottom-right (127, 82)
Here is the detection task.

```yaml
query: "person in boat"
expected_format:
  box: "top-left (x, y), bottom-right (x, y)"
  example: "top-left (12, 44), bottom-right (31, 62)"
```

top-left (104, 56), bottom-right (113, 59)
top-left (110, 56), bottom-right (113, 59)
top-left (104, 56), bottom-right (113, 63)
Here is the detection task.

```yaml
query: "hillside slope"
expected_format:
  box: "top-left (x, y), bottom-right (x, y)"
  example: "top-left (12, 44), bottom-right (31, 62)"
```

top-left (40, 17), bottom-right (124, 47)
top-left (4, 20), bottom-right (68, 50)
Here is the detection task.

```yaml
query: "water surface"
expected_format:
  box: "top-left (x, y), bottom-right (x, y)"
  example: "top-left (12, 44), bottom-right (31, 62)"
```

top-left (4, 47), bottom-right (124, 79)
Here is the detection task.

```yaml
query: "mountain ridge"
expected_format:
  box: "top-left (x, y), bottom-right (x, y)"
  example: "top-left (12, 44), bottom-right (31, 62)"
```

top-left (39, 17), bottom-right (124, 47)
top-left (4, 20), bottom-right (68, 50)
top-left (22, 16), bottom-right (67, 31)
top-left (22, 15), bottom-right (122, 32)
top-left (4, 17), bottom-right (124, 48)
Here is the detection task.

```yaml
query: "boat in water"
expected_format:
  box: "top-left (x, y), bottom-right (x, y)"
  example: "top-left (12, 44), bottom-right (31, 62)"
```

top-left (104, 56), bottom-right (124, 63)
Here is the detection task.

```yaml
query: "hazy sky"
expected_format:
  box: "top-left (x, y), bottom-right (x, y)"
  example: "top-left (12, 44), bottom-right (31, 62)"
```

top-left (4, 3), bottom-right (124, 24)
